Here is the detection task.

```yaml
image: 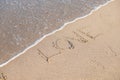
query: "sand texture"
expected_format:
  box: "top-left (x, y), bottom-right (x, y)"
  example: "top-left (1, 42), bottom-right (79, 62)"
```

top-left (0, 0), bottom-right (120, 80)
top-left (0, 0), bottom-right (111, 65)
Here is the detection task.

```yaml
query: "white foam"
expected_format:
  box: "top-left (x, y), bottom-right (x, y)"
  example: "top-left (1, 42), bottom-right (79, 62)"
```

top-left (0, 0), bottom-right (114, 67)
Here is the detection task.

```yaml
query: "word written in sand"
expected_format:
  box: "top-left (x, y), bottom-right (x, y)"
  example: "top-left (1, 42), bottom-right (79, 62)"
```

top-left (0, 73), bottom-right (7, 80)
top-left (37, 29), bottom-right (101, 62)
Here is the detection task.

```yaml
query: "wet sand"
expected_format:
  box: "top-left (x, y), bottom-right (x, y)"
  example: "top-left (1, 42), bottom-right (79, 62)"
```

top-left (0, 0), bottom-right (120, 80)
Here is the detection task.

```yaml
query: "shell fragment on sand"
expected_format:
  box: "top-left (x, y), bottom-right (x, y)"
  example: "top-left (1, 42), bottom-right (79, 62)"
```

top-left (0, 0), bottom-right (111, 65)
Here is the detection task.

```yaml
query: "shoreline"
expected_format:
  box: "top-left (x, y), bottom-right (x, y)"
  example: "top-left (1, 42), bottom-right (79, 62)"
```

top-left (0, 0), bottom-right (114, 67)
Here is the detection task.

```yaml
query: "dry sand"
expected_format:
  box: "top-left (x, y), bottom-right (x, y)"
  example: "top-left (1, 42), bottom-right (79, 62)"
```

top-left (0, 0), bottom-right (120, 80)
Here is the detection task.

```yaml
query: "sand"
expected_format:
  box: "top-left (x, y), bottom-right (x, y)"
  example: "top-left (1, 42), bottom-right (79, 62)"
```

top-left (0, 0), bottom-right (111, 65)
top-left (0, 0), bottom-right (120, 80)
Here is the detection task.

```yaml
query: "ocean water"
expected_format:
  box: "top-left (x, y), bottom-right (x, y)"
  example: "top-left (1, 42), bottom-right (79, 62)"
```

top-left (0, 0), bottom-right (111, 66)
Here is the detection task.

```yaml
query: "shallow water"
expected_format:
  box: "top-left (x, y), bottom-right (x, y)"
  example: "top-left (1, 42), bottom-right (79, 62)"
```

top-left (0, 0), bottom-right (110, 65)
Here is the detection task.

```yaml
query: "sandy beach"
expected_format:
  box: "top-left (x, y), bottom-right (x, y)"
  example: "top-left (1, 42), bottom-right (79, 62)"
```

top-left (0, 0), bottom-right (120, 80)
top-left (0, 0), bottom-right (111, 65)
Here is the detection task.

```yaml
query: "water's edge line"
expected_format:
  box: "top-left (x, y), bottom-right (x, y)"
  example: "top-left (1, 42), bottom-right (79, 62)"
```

top-left (0, 0), bottom-right (114, 67)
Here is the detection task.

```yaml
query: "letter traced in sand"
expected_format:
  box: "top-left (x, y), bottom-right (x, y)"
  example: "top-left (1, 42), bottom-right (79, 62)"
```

top-left (0, 73), bottom-right (7, 80)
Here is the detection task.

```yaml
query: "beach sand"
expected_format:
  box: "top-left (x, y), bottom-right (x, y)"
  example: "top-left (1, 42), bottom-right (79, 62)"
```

top-left (0, 0), bottom-right (110, 65)
top-left (0, 0), bottom-right (120, 80)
